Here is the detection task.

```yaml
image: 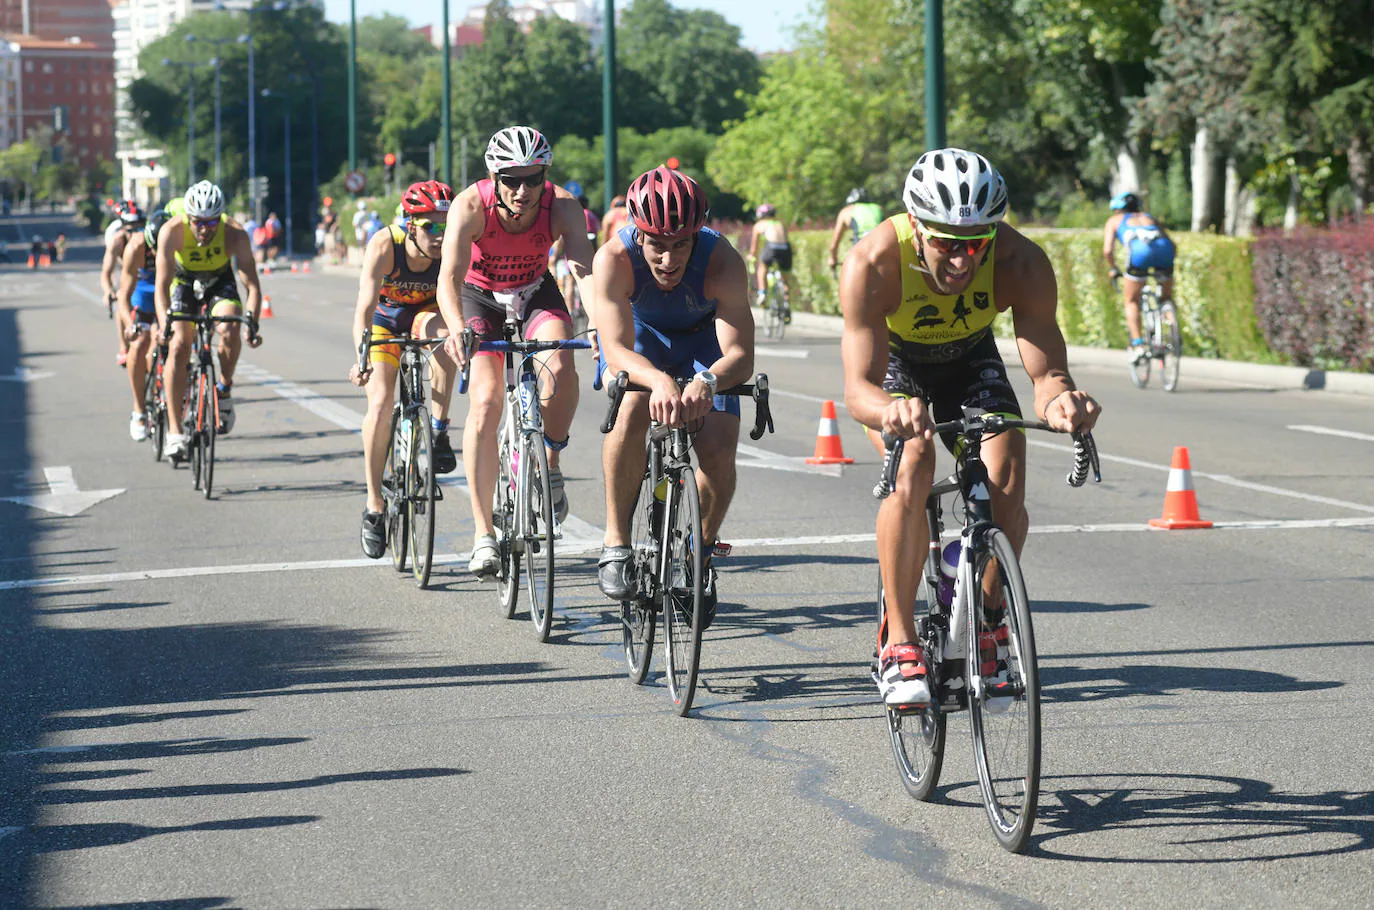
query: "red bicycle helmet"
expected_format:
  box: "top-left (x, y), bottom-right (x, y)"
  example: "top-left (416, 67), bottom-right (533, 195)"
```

top-left (625, 166), bottom-right (709, 238)
top-left (117, 199), bottom-right (145, 224)
top-left (401, 180), bottom-right (455, 215)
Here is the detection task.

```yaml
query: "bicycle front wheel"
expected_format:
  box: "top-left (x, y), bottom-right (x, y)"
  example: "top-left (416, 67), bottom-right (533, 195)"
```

top-left (1160, 303), bottom-right (1182, 393)
top-left (144, 353), bottom-right (164, 462)
top-left (201, 373), bottom-right (218, 499)
top-left (188, 372), bottom-right (205, 489)
top-left (967, 527), bottom-right (1040, 854)
top-left (522, 435), bottom-right (556, 642)
top-left (662, 469), bottom-right (705, 716)
top-left (408, 405), bottom-right (436, 589)
top-left (885, 575), bottom-right (947, 801)
top-left (495, 425), bottom-right (521, 618)
top-left (623, 471), bottom-right (658, 684)
top-left (386, 404), bottom-right (409, 573)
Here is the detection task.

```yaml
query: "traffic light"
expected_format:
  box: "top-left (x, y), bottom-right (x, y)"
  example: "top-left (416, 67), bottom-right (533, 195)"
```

top-left (384, 152), bottom-right (397, 184)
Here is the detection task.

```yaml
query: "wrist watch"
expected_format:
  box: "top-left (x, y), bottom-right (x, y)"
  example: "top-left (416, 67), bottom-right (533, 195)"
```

top-left (693, 370), bottom-right (718, 396)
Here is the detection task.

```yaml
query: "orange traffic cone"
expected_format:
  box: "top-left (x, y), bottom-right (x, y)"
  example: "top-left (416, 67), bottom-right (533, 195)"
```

top-left (261, 295), bottom-right (275, 319)
top-left (1149, 446), bottom-right (1213, 529)
top-left (290, 262), bottom-right (299, 273)
top-left (39, 252), bottom-right (51, 267)
top-left (26, 254), bottom-right (34, 268)
top-left (302, 260), bottom-right (311, 274)
top-left (262, 262), bottom-right (273, 276)
top-left (805, 400), bottom-right (854, 464)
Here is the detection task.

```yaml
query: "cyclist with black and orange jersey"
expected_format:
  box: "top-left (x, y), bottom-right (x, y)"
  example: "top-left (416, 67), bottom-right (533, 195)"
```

top-left (350, 180), bottom-right (459, 559)
top-left (154, 180), bottom-right (263, 463)
top-left (840, 148), bottom-right (1101, 708)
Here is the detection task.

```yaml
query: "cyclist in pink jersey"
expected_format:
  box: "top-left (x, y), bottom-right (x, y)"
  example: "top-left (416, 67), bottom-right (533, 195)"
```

top-left (437, 126), bottom-right (599, 579)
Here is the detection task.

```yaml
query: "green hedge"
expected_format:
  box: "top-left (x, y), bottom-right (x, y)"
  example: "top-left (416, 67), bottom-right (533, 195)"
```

top-left (778, 227), bottom-right (1278, 364)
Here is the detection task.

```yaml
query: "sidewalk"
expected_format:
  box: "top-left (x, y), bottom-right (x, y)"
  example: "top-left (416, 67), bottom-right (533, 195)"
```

top-left (785, 309), bottom-right (1374, 399)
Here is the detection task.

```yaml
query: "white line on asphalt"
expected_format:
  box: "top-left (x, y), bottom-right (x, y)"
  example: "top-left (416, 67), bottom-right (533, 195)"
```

top-left (5, 517), bottom-right (1374, 592)
top-left (1287, 424), bottom-right (1374, 443)
top-left (771, 388), bottom-right (845, 407)
top-left (64, 277), bottom-right (104, 305)
top-left (1029, 439), bottom-right (1374, 515)
top-left (236, 363), bottom-right (365, 432)
top-left (756, 347), bottom-right (810, 360)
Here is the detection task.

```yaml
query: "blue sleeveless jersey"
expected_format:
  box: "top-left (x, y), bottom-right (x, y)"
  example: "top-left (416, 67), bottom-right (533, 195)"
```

top-left (618, 225), bottom-right (720, 332)
top-left (1115, 212), bottom-right (1175, 271)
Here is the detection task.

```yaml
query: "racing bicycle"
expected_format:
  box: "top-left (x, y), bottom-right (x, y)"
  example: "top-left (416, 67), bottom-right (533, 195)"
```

top-left (1120, 270), bottom-right (1183, 392)
top-left (359, 333), bottom-right (447, 588)
top-left (761, 266), bottom-right (791, 340)
top-left (164, 311), bottom-right (255, 498)
top-left (459, 324), bottom-right (592, 642)
top-left (872, 410), bottom-right (1100, 853)
top-left (600, 370), bottom-right (774, 716)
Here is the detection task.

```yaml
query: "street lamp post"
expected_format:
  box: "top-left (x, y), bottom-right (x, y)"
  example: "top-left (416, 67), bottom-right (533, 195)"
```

top-left (162, 58), bottom-right (209, 186)
top-left (185, 34), bottom-right (236, 183)
top-left (223, 1), bottom-right (291, 221)
top-left (261, 88), bottom-right (293, 259)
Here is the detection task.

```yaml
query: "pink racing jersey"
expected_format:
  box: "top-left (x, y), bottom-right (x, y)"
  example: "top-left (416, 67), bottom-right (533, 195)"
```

top-left (465, 179), bottom-right (556, 291)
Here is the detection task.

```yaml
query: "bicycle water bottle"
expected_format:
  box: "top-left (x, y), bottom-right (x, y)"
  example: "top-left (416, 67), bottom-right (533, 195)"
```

top-left (651, 476), bottom-right (668, 534)
top-left (937, 540), bottom-right (961, 608)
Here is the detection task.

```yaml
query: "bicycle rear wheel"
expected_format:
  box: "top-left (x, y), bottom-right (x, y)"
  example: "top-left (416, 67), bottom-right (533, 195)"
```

top-left (967, 527), bottom-right (1040, 854)
top-left (1159, 303), bottom-right (1182, 393)
top-left (662, 469), bottom-right (705, 716)
top-left (885, 572), bottom-right (948, 801)
top-left (188, 371), bottom-right (205, 489)
top-left (144, 353), bottom-right (164, 461)
top-left (408, 405), bottom-right (436, 589)
top-left (623, 471), bottom-right (657, 684)
top-left (495, 423), bottom-right (521, 618)
top-left (386, 404), bottom-right (409, 573)
top-left (522, 435), bottom-right (556, 642)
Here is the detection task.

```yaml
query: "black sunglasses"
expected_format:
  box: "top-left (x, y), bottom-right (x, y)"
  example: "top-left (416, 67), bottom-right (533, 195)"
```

top-left (497, 170), bottom-right (546, 190)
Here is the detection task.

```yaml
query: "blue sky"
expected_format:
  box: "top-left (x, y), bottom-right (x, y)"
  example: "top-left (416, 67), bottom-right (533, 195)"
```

top-left (321, 0), bottom-right (811, 54)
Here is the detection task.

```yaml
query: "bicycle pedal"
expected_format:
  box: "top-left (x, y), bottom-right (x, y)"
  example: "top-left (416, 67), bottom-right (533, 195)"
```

top-left (711, 541), bottom-right (732, 558)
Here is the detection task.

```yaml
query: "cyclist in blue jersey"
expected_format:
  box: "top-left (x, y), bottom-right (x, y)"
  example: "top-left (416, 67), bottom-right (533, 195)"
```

top-left (593, 166), bottom-right (755, 624)
top-left (117, 208), bottom-right (170, 442)
top-left (1103, 191), bottom-right (1175, 362)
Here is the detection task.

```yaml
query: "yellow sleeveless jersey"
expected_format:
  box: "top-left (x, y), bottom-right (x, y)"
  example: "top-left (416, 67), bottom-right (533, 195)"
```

top-left (886, 214), bottom-right (998, 359)
top-left (173, 219), bottom-right (231, 279)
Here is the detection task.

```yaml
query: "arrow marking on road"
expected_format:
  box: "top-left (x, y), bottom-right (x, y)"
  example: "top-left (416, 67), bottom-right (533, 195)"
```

top-left (0, 365), bottom-right (54, 382)
top-left (0, 466), bottom-right (125, 516)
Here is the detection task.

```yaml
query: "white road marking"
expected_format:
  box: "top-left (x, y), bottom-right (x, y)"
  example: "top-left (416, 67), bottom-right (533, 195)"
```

top-left (64, 278), bottom-right (104, 305)
top-left (0, 366), bottom-right (54, 382)
top-left (236, 363), bottom-right (365, 432)
top-left (755, 347), bottom-right (810, 360)
top-left (737, 442), bottom-right (843, 477)
top-left (0, 466), bottom-right (125, 516)
top-left (5, 517), bottom-right (1373, 592)
top-left (1288, 424), bottom-right (1374, 443)
top-left (771, 388), bottom-right (845, 407)
top-left (1029, 439), bottom-right (1374, 515)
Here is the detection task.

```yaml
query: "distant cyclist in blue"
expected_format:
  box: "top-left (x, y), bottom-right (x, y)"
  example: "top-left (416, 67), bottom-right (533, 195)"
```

top-left (1103, 191), bottom-right (1175, 362)
top-left (116, 208), bottom-right (170, 443)
top-left (592, 166), bottom-right (755, 624)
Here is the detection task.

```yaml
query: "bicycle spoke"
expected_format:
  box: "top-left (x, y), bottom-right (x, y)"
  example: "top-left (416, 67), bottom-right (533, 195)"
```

top-left (408, 406), bottom-right (436, 589)
top-left (523, 437), bottom-right (556, 642)
top-left (623, 471), bottom-right (658, 683)
top-left (662, 470), bottom-right (704, 716)
top-left (496, 422), bottom-right (521, 618)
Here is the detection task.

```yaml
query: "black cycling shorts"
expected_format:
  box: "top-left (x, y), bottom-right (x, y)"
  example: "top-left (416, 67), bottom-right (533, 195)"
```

top-left (760, 242), bottom-right (793, 271)
top-left (883, 331), bottom-right (1022, 454)
top-left (170, 273), bottom-right (241, 316)
top-left (460, 274), bottom-right (570, 343)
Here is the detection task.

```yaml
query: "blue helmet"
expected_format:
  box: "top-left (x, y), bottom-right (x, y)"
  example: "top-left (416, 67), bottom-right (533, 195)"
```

top-left (1110, 191), bottom-right (1140, 212)
top-left (563, 180), bottom-right (584, 198)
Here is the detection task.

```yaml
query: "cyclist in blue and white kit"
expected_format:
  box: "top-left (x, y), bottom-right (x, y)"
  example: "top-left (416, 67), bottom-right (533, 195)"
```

top-left (593, 166), bottom-right (755, 626)
top-left (1103, 191), bottom-right (1175, 362)
top-left (116, 208), bottom-right (170, 441)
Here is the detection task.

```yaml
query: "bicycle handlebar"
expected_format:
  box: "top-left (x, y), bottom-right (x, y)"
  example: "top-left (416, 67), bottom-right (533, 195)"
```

top-left (162, 311), bottom-right (257, 345)
top-left (356, 333), bottom-right (444, 376)
top-left (872, 412), bottom-right (1101, 499)
top-left (599, 369), bottom-right (774, 441)
top-left (455, 328), bottom-right (593, 395)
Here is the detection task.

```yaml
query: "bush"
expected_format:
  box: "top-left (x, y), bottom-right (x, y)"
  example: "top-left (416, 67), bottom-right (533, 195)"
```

top-left (780, 225), bottom-right (1275, 363)
top-left (1252, 219), bottom-right (1374, 371)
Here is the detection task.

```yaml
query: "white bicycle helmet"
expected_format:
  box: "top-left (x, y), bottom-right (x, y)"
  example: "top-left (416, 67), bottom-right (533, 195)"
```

top-left (903, 148), bottom-right (1007, 227)
top-left (484, 126), bottom-right (553, 172)
top-left (183, 180), bottom-right (226, 219)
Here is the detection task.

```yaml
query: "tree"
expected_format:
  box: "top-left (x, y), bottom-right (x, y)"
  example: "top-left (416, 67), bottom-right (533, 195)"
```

top-left (356, 14), bottom-right (441, 168)
top-left (616, 0), bottom-right (761, 134)
top-left (554, 126), bottom-right (736, 216)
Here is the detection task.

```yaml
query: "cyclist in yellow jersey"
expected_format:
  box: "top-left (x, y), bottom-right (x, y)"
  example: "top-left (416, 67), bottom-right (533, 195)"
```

top-left (826, 187), bottom-right (885, 272)
top-left (154, 180), bottom-right (263, 462)
top-left (840, 148), bottom-right (1101, 707)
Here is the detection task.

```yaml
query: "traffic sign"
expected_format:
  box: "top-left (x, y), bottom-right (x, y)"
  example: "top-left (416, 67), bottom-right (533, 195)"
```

top-left (344, 170), bottom-right (366, 194)
top-left (248, 175), bottom-right (270, 200)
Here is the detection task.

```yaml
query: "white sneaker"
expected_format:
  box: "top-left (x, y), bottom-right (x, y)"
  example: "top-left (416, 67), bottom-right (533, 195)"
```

top-left (468, 534), bottom-right (500, 579)
top-left (165, 433), bottom-right (189, 461)
top-left (129, 411), bottom-right (148, 442)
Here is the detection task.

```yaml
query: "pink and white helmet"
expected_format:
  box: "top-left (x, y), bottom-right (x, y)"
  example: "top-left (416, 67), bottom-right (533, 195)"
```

top-left (484, 126), bottom-right (553, 172)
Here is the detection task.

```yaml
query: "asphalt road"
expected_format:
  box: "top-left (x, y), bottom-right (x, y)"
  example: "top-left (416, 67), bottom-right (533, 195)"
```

top-left (2, 218), bottom-right (1372, 908)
